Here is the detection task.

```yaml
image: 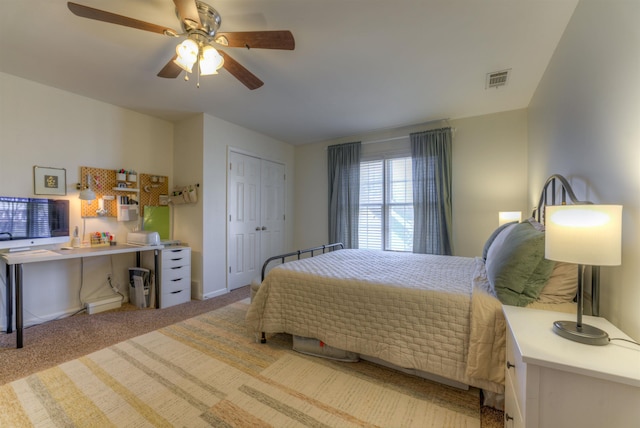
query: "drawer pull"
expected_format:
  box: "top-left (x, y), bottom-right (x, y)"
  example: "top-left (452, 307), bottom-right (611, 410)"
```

top-left (170, 290), bottom-right (183, 294)
top-left (171, 278), bottom-right (183, 282)
top-left (171, 258), bottom-right (183, 261)
top-left (506, 361), bottom-right (515, 369)
top-left (505, 413), bottom-right (514, 422)
top-left (171, 266), bottom-right (183, 270)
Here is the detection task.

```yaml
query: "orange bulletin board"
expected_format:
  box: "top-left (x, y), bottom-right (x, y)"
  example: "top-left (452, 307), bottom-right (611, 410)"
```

top-left (80, 166), bottom-right (138, 218)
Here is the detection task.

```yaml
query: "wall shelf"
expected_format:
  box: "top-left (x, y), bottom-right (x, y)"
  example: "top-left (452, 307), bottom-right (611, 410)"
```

top-left (112, 187), bottom-right (140, 192)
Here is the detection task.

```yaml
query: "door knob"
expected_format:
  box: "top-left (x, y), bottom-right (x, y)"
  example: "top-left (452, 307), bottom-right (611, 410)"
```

top-left (255, 227), bottom-right (261, 231)
top-left (261, 226), bottom-right (267, 230)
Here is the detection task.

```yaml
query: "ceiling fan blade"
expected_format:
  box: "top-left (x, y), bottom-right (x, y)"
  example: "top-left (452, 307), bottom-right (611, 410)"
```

top-left (216, 31), bottom-right (295, 50)
top-left (219, 51), bottom-right (264, 90)
top-left (157, 55), bottom-right (183, 78)
top-left (67, 2), bottom-right (177, 36)
top-left (173, 0), bottom-right (202, 30)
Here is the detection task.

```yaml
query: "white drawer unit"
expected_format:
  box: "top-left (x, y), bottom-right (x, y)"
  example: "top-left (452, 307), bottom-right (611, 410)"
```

top-left (143, 246), bottom-right (191, 308)
top-left (503, 305), bottom-right (640, 428)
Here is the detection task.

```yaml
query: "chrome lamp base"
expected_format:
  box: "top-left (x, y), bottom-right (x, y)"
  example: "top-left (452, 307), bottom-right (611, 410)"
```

top-left (553, 320), bottom-right (610, 346)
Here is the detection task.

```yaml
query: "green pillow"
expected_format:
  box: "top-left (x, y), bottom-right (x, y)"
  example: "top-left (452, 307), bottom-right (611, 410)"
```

top-left (486, 221), bottom-right (555, 306)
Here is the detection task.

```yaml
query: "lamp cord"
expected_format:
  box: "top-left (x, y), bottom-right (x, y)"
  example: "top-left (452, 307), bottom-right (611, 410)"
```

top-left (609, 337), bottom-right (640, 346)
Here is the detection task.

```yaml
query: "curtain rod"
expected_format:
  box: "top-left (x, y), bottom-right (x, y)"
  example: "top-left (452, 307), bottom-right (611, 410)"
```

top-left (363, 123), bottom-right (455, 145)
top-left (362, 135), bottom-right (408, 145)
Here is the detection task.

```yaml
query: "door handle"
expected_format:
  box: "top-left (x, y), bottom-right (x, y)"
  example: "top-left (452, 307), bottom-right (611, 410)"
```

top-left (261, 226), bottom-right (267, 230)
top-left (255, 227), bottom-right (261, 231)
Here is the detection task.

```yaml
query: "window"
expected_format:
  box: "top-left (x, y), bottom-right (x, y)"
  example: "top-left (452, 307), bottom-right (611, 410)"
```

top-left (358, 157), bottom-right (413, 251)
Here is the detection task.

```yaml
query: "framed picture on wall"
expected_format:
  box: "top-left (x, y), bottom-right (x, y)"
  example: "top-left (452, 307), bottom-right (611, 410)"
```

top-left (33, 166), bottom-right (67, 195)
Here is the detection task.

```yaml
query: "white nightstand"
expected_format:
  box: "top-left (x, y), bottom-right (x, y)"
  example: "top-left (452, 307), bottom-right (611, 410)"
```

top-left (503, 305), bottom-right (640, 428)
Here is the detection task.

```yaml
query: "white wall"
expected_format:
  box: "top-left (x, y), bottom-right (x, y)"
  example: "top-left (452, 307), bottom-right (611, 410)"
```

top-left (173, 115), bottom-right (205, 298)
top-left (528, 0), bottom-right (640, 340)
top-left (0, 72), bottom-right (173, 328)
top-left (173, 113), bottom-right (295, 299)
top-left (294, 110), bottom-right (529, 257)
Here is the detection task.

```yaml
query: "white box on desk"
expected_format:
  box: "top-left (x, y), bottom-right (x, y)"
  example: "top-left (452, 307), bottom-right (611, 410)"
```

top-left (127, 231), bottom-right (160, 246)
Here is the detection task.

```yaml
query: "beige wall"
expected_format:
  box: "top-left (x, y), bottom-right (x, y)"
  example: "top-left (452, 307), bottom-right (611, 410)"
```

top-left (173, 115), bottom-right (205, 298)
top-left (0, 72), bottom-right (173, 328)
top-left (527, 0), bottom-right (640, 340)
top-left (451, 110), bottom-right (528, 256)
top-left (294, 109), bottom-right (529, 257)
top-left (173, 113), bottom-right (295, 299)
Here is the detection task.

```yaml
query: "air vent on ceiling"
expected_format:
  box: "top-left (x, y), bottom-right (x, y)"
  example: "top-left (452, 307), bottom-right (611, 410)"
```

top-left (486, 69), bottom-right (510, 89)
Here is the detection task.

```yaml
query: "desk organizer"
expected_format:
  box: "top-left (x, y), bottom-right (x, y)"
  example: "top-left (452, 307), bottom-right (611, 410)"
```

top-left (90, 232), bottom-right (112, 247)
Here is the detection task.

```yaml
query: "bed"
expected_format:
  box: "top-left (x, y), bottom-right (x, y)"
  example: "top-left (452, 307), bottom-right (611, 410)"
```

top-left (246, 174), bottom-right (595, 398)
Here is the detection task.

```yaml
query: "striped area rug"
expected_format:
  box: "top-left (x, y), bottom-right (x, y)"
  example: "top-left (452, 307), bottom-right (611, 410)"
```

top-left (0, 300), bottom-right (480, 427)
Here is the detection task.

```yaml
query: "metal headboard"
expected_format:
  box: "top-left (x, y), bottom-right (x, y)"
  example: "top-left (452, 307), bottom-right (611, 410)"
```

top-left (533, 174), bottom-right (592, 222)
top-left (261, 242), bottom-right (344, 281)
top-left (533, 174), bottom-right (600, 316)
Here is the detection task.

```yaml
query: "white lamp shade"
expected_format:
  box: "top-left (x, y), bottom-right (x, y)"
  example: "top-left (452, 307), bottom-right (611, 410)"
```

top-left (199, 45), bottom-right (224, 75)
top-left (79, 188), bottom-right (96, 201)
top-left (545, 204), bottom-right (622, 266)
top-left (498, 211), bottom-right (522, 226)
top-left (174, 38), bottom-right (198, 72)
top-left (79, 173), bottom-right (96, 201)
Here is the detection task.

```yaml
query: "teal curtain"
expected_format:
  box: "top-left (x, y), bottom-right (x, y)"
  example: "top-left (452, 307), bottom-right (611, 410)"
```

top-left (327, 142), bottom-right (361, 248)
top-left (410, 128), bottom-right (453, 255)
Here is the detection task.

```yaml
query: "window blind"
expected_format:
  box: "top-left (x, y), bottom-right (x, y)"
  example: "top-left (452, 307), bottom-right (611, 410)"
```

top-left (359, 157), bottom-right (413, 251)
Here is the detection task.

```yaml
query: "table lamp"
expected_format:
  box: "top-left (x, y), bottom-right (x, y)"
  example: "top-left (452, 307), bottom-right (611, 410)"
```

top-left (545, 204), bottom-right (622, 345)
top-left (498, 211), bottom-right (522, 226)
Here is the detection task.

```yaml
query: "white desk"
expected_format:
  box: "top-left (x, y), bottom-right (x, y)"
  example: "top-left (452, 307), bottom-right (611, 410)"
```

top-left (2, 244), bottom-right (163, 348)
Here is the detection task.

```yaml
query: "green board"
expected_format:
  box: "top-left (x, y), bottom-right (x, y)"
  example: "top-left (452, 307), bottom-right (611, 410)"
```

top-left (143, 206), bottom-right (170, 240)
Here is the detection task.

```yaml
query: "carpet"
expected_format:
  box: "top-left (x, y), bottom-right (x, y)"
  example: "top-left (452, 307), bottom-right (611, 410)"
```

top-left (0, 300), bottom-right (481, 427)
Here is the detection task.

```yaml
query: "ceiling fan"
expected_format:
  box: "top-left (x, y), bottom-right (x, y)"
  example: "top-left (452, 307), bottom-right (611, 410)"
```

top-left (67, 0), bottom-right (295, 89)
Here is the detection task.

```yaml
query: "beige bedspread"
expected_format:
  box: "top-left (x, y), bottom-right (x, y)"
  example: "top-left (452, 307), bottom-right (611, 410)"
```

top-left (466, 258), bottom-right (576, 386)
top-left (246, 249), bottom-right (505, 393)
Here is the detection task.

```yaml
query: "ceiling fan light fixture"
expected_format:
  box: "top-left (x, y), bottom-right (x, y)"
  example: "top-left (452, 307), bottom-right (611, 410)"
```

top-left (199, 45), bottom-right (224, 75)
top-left (174, 38), bottom-right (199, 72)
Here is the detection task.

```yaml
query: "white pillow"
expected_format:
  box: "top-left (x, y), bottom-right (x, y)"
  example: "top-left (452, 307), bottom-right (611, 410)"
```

top-left (484, 223), bottom-right (517, 268)
top-left (537, 261), bottom-right (578, 303)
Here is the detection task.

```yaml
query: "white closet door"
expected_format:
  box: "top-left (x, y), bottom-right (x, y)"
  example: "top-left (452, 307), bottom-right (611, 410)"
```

top-left (228, 152), bottom-right (286, 290)
top-left (228, 152), bottom-right (261, 290)
top-left (260, 160), bottom-right (285, 265)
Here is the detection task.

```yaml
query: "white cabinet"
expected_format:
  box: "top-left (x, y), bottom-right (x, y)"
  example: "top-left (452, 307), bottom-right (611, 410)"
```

top-left (143, 246), bottom-right (191, 308)
top-left (503, 306), bottom-right (640, 428)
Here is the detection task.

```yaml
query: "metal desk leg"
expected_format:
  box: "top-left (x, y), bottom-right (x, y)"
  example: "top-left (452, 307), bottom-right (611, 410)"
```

top-left (5, 263), bottom-right (13, 334)
top-left (16, 263), bottom-right (23, 349)
top-left (154, 249), bottom-right (159, 308)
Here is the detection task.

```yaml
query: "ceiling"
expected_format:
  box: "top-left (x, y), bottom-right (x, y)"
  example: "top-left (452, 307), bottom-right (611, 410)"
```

top-left (0, 0), bottom-right (577, 145)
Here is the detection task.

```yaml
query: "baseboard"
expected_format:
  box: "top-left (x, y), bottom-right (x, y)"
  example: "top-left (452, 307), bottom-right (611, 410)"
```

top-left (85, 296), bottom-right (122, 314)
top-left (200, 287), bottom-right (229, 300)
